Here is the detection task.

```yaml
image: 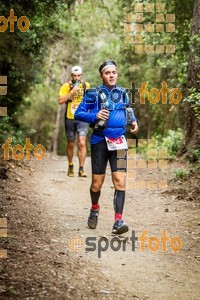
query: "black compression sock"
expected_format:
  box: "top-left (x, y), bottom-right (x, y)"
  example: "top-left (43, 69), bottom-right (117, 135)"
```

top-left (90, 188), bottom-right (101, 205)
top-left (113, 190), bottom-right (125, 214)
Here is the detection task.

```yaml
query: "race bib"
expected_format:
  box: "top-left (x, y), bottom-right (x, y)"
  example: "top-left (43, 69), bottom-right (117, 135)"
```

top-left (71, 103), bottom-right (78, 115)
top-left (105, 135), bottom-right (128, 151)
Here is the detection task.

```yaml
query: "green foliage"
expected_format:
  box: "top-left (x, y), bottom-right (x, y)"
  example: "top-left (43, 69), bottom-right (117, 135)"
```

top-left (161, 129), bottom-right (183, 157)
top-left (0, 116), bottom-right (41, 147)
top-left (119, 0), bottom-right (195, 140)
top-left (0, 0), bottom-right (70, 125)
top-left (0, 116), bottom-right (25, 145)
top-left (190, 33), bottom-right (200, 66)
top-left (18, 83), bottom-right (58, 150)
top-left (174, 168), bottom-right (190, 180)
top-left (131, 129), bottom-right (183, 161)
top-left (153, 129), bottom-right (183, 158)
top-left (192, 148), bottom-right (200, 162)
top-left (0, 0), bottom-right (197, 157)
top-left (183, 88), bottom-right (200, 120)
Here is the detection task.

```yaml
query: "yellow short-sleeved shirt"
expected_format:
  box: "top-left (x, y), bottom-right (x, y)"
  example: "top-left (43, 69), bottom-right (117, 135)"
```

top-left (59, 81), bottom-right (90, 119)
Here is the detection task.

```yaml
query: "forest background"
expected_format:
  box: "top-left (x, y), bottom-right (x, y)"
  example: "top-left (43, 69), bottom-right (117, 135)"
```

top-left (0, 0), bottom-right (199, 168)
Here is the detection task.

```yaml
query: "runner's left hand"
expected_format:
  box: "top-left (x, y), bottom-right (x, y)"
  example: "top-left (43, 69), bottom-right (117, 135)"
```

top-left (130, 121), bottom-right (139, 134)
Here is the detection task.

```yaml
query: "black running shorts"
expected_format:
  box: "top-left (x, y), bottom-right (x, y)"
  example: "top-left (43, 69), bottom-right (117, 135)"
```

top-left (65, 119), bottom-right (88, 142)
top-left (91, 139), bottom-right (127, 175)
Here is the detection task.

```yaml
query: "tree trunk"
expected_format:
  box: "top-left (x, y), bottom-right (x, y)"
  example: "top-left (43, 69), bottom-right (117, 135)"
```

top-left (53, 64), bottom-right (69, 154)
top-left (180, 0), bottom-right (200, 158)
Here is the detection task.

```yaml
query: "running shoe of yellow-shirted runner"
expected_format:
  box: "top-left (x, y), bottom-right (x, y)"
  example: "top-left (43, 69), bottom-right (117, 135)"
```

top-left (78, 167), bottom-right (87, 177)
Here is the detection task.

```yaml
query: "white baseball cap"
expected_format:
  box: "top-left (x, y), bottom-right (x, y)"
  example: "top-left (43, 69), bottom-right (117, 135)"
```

top-left (71, 65), bottom-right (82, 74)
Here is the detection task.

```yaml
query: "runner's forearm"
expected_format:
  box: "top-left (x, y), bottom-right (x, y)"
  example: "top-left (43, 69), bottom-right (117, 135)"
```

top-left (75, 109), bottom-right (97, 123)
top-left (58, 90), bottom-right (75, 105)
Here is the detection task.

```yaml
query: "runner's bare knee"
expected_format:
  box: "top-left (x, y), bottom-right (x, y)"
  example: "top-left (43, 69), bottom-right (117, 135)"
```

top-left (91, 174), bottom-right (105, 192)
top-left (67, 141), bottom-right (74, 149)
top-left (112, 172), bottom-right (126, 190)
top-left (78, 138), bottom-right (86, 148)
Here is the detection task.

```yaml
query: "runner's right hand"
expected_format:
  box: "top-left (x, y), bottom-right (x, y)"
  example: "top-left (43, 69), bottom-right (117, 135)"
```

top-left (72, 85), bottom-right (80, 92)
top-left (96, 109), bottom-right (110, 120)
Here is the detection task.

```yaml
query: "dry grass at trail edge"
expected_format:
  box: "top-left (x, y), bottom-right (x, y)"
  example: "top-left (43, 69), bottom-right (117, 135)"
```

top-left (165, 161), bottom-right (200, 202)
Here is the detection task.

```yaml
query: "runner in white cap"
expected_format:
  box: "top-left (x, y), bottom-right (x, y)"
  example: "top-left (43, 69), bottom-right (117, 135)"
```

top-left (71, 66), bottom-right (82, 74)
top-left (58, 66), bottom-right (90, 177)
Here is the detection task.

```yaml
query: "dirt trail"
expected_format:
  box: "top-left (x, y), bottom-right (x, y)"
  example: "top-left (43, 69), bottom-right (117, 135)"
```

top-left (0, 153), bottom-right (200, 299)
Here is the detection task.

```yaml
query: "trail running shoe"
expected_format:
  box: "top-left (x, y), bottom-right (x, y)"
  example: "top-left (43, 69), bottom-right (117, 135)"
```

top-left (78, 169), bottom-right (87, 177)
top-left (112, 219), bottom-right (129, 234)
top-left (87, 207), bottom-right (100, 229)
top-left (67, 165), bottom-right (74, 177)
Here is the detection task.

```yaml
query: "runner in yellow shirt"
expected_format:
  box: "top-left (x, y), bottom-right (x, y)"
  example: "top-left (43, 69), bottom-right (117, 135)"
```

top-left (58, 66), bottom-right (90, 177)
